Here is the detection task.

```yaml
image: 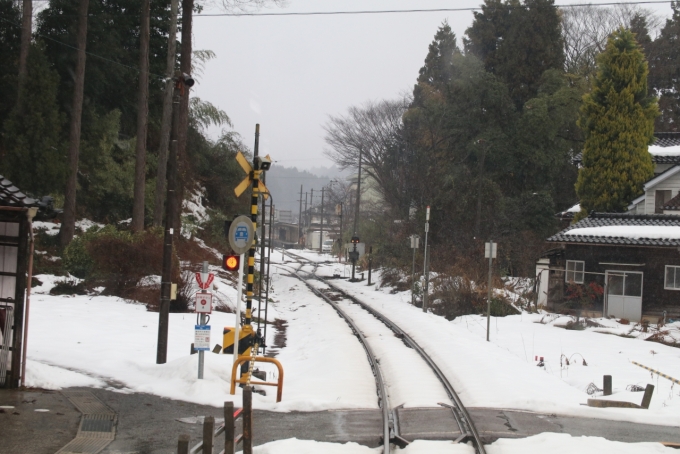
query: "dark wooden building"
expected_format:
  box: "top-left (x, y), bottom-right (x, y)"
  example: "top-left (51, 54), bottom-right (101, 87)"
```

top-left (538, 213), bottom-right (680, 322)
top-left (0, 176), bottom-right (38, 388)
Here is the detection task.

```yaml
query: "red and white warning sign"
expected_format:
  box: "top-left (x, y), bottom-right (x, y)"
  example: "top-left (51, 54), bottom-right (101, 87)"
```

top-left (195, 292), bottom-right (213, 313)
top-left (195, 272), bottom-right (215, 290)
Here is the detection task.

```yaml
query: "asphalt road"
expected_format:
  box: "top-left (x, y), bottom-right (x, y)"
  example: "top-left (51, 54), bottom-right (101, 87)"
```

top-left (1, 387), bottom-right (679, 454)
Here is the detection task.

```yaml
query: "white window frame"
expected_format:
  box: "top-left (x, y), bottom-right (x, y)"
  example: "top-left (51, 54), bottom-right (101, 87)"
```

top-left (565, 260), bottom-right (585, 284)
top-left (664, 265), bottom-right (680, 290)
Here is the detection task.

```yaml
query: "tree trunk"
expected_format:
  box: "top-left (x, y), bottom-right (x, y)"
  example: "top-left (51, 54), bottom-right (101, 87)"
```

top-left (59, 0), bottom-right (89, 247)
top-left (131, 0), bottom-right (151, 232)
top-left (152, 0), bottom-right (180, 227)
top-left (172, 0), bottom-right (193, 232)
top-left (17, 0), bottom-right (32, 108)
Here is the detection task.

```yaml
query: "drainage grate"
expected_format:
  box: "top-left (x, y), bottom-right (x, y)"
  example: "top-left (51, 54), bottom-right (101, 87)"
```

top-left (56, 391), bottom-right (117, 454)
top-left (81, 415), bottom-right (116, 434)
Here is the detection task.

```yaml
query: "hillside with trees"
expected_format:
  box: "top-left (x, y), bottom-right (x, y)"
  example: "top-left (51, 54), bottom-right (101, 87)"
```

top-left (323, 0), bottom-right (670, 305)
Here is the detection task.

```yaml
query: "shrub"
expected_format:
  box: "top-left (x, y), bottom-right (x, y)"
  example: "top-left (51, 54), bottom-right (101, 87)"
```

top-left (49, 278), bottom-right (87, 295)
top-left (63, 225), bottom-right (168, 298)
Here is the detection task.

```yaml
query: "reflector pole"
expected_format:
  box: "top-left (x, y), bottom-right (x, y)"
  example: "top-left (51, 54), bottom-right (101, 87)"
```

top-left (232, 252), bottom-right (245, 368)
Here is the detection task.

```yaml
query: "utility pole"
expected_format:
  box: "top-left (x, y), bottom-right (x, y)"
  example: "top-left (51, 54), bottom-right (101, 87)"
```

top-left (320, 187), bottom-right (325, 253)
top-left (422, 206), bottom-right (430, 313)
top-left (157, 74), bottom-right (191, 364)
top-left (351, 147), bottom-right (363, 281)
top-left (298, 185), bottom-right (303, 245)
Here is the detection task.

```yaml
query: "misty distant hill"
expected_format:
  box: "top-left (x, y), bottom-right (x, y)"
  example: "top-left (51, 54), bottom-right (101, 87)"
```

top-left (264, 165), bottom-right (350, 216)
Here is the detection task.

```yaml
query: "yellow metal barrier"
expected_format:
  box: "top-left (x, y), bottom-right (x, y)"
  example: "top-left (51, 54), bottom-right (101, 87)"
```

top-left (230, 356), bottom-right (284, 403)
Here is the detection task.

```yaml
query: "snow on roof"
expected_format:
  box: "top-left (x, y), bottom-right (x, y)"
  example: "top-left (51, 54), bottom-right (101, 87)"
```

top-left (566, 203), bottom-right (580, 213)
top-left (564, 225), bottom-right (680, 239)
top-left (649, 145), bottom-right (680, 156)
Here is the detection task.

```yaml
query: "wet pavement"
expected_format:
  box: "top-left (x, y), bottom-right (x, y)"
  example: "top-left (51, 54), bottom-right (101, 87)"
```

top-left (1, 387), bottom-right (679, 453)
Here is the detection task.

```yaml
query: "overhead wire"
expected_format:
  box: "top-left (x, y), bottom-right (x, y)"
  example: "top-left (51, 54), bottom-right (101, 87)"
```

top-left (0, 1), bottom-right (676, 78)
top-left (194, 1), bottom-right (675, 17)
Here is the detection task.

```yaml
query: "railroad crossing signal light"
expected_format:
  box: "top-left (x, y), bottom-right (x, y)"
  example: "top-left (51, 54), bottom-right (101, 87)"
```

top-left (223, 254), bottom-right (239, 271)
top-left (351, 236), bottom-right (360, 244)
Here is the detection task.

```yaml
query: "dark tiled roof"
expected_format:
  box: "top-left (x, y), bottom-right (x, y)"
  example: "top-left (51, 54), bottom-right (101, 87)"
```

top-left (653, 132), bottom-right (680, 147)
top-left (572, 132), bottom-right (680, 165)
top-left (0, 175), bottom-right (37, 207)
top-left (663, 193), bottom-right (680, 210)
top-left (547, 212), bottom-right (680, 246)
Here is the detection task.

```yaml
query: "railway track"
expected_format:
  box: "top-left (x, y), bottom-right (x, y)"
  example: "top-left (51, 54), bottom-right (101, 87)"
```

top-left (277, 250), bottom-right (487, 454)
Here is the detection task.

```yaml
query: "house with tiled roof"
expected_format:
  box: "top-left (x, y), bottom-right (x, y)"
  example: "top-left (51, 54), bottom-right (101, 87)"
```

top-left (0, 175), bottom-right (41, 389)
top-left (538, 133), bottom-right (680, 322)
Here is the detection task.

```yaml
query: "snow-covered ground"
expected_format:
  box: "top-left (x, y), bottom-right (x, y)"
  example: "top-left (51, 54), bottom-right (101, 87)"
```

top-left (241, 434), bottom-right (675, 454)
top-left (20, 245), bottom-right (680, 452)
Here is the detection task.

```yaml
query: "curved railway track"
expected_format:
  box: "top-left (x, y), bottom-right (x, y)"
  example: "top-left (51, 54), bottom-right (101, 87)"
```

top-left (278, 250), bottom-right (487, 454)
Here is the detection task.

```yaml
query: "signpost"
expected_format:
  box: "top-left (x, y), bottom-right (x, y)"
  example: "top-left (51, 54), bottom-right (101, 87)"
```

top-left (228, 216), bottom-right (255, 255)
top-left (485, 241), bottom-right (497, 342)
top-left (195, 261), bottom-right (214, 379)
top-left (410, 234), bottom-right (420, 306)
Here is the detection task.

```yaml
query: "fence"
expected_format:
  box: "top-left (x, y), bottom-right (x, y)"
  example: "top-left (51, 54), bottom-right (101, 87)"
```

top-left (177, 386), bottom-right (253, 454)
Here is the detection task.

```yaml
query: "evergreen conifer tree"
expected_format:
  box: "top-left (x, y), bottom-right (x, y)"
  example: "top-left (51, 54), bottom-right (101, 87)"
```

top-left (2, 42), bottom-right (66, 196)
top-left (575, 28), bottom-right (658, 217)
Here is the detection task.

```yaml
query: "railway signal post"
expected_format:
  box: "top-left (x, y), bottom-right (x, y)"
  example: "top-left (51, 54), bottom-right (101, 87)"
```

top-left (225, 125), bottom-right (282, 390)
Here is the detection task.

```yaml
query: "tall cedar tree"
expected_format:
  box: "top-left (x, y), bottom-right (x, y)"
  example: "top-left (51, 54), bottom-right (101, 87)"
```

top-left (0, 0), bottom-right (21, 125)
top-left (131, 0), bottom-right (151, 232)
top-left (60, 0), bottom-right (90, 247)
top-left (464, 0), bottom-right (564, 110)
top-left (575, 28), bottom-right (658, 217)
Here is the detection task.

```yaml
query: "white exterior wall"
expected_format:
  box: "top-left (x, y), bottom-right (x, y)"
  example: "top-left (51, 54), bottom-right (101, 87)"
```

top-left (629, 200), bottom-right (645, 214)
top-left (644, 171), bottom-right (680, 215)
top-left (536, 258), bottom-right (550, 308)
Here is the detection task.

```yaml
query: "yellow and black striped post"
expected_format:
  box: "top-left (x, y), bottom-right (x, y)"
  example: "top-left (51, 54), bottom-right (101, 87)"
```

top-left (246, 124), bottom-right (261, 328)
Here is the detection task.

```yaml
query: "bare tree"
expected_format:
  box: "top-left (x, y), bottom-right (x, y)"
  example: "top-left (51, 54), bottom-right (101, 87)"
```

top-left (561, 4), bottom-right (661, 77)
top-left (131, 0), bottom-right (151, 232)
top-left (59, 0), bottom-right (89, 247)
top-left (152, 0), bottom-right (179, 227)
top-left (324, 99), bottom-right (411, 214)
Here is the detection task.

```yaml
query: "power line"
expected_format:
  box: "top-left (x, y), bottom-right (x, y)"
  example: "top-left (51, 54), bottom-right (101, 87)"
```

top-left (195, 1), bottom-right (674, 17)
top-left (0, 15), bottom-right (168, 81)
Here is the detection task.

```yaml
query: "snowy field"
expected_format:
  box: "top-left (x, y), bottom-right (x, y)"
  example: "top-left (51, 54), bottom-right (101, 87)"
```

top-left (20, 244), bottom-right (680, 452)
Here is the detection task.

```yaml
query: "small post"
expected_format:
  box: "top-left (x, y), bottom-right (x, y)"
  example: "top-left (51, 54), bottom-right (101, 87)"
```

top-left (641, 384), bottom-right (654, 409)
top-left (243, 386), bottom-right (253, 454)
top-left (177, 434), bottom-right (190, 454)
top-left (367, 246), bottom-right (372, 285)
top-left (411, 235), bottom-right (419, 305)
top-left (603, 375), bottom-right (612, 396)
top-left (422, 206), bottom-right (430, 312)
top-left (202, 415), bottom-right (214, 454)
top-left (224, 401), bottom-right (235, 454)
top-left (485, 240), bottom-right (496, 342)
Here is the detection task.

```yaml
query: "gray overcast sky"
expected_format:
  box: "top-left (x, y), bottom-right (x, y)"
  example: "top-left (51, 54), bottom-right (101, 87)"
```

top-left (192, 0), bottom-right (673, 172)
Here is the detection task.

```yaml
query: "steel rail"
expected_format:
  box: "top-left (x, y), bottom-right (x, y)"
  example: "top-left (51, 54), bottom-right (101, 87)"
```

top-left (283, 250), bottom-right (487, 454)
top-left (288, 263), bottom-right (391, 453)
